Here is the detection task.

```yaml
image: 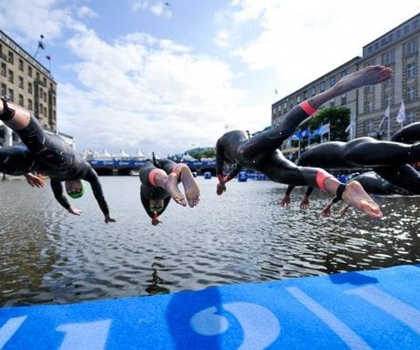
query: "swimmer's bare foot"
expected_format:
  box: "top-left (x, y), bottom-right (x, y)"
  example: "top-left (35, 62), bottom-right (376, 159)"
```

top-left (166, 173), bottom-right (187, 207)
top-left (336, 65), bottom-right (392, 94)
top-left (341, 181), bottom-right (382, 219)
top-left (280, 194), bottom-right (290, 207)
top-left (179, 166), bottom-right (200, 207)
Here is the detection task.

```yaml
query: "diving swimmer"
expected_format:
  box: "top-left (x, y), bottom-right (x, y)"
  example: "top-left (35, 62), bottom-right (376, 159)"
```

top-left (0, 97), bottom-right (115, 223)
top-left (216, 65), bottom-right (394, 219)
top-left (281, 122), bottom-right (420, 214)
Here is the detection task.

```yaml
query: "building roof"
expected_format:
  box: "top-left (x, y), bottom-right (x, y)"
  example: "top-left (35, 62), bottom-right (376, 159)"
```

top-left (0, 30), bottom-right (55, 81)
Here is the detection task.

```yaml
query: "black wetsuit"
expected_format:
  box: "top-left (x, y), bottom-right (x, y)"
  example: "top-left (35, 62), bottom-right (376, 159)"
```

top-left (351, 171), bottom-right (412, 195)
top-left (285, 122), bottom-right (420, 196)
top-left (139, 159), bottom-right (177, 218)
top-left (0, 108), bottom-right (110, 216)
top-left (216, 103), bottom-right (327, 189)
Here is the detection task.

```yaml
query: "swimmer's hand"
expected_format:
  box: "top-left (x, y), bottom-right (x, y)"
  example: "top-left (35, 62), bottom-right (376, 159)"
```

top-left (24, 172), bottom-right (45, 188)
top-left (68, 206), bottom-right (82, 216)
top-left (300, 197), bottom-right (310, 210)
top-left (280, 195), bottom-right (290, 207)
top-left (105, 215), bottom-right (116, 224)
top-left (152, 217), bottom-right (162, 226)
top-left (217, 182), bottom-right (226, 195)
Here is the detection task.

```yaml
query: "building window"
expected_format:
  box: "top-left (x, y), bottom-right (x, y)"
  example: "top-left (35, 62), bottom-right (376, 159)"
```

top-left (43, 77), bottom-right (47, 86)
top-left (384, 78), bottom-right (393, 89)
top-left (365, 100), bottom-right (373, 113)
top-left (341, 94), bottom-right (347, 105)
top-left (363, 119), bottom-right (373, 134)
top-left (364, 85), bottom-right (373, 94)
top-left (28, 82), bottom-right (32, 94)
top-left (407, 62), bottom-right (417, 79)
top-left (396, 29), bottom-right (401, 38)
top-left (18, 94), bottom-right (24, 106)
top-left (320, 81), bottom-right (326, 92)
top-left (330, 101), bottom-right (335, 107)
top-left (385, 95), bottom-right (392, 107)
top-left (310, 87), bottom-right (316, 96)
top-left (28, 99), bottom-right (33, 110)
top-left (0, 63), bottom-right (5, 77)
top-left (406, 111), bottom-right (415, 124)
top-left (340, 70), bottom-right (347, 78)
top-left (36, 72), bottom-right (40, 81)
top-left (329, 76), bottom-right (336, 87)
top-left (18, 59), bottom-right (24, 71)
top-left (367, 46), bottom-right (372, 55)
top-left (8, 70), bottom-right (13, 83)
top-left (8, 51), bottom-right (13, 64)
top-left (404, 25), bottom-right (409, 35)
top-left (407, 86), bottom-right (416, 102)
top-left (374, 42), bottom-right (379, 50)
top-left (296, 95), bottom-right (301, 103)
top-left (1, 83), bottom-right (6, 96)
top-left (382, 50), bottom-right (394, 65)
top-left (8, 89), bottom-right (14, 102)
top-left (18, 76), bottom-right (24, 89)
top-left (28, 66), bottom-right (32, 77)
top-left (404, 40), bottom-right (417, 56)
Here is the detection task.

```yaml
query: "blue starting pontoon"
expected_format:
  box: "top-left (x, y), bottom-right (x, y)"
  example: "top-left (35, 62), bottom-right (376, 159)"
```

top-left (1, 264), bottom-right (419, 349)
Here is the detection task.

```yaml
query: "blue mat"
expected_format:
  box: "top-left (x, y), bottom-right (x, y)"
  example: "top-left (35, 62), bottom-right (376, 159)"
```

top-left (1, 264), bottom-right (419, 349)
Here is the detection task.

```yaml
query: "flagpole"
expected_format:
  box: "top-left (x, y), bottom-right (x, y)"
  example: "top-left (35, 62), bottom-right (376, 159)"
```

top-left (387, 107), bottom-right (391, 140)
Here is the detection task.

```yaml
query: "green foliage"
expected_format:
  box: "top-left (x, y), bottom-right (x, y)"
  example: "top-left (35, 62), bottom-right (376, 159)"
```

top-left (185, 147), bottom-right (216, 160)
top-left (307, 106), bottom-right (350, 141)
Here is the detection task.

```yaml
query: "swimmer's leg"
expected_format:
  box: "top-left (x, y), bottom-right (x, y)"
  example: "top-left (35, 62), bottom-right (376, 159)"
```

top-left (141, 161), bottom-right (186, 206)
top-left (177, 165), bottom-right (200, 208)
top-left (261, 154), bottom-right (382, 219)
top-left (159, 160), bottom-right (200, 207)
top-left (239, 65), bottom-right (392, 160)
top-left (0, 99), bottom-right (47, 154)
top-left (375, 164), bottom-right (420, 195)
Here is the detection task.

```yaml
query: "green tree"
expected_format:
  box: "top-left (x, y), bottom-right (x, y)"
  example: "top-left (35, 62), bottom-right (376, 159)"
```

top-left (306, 106), bottom-right (350, 141)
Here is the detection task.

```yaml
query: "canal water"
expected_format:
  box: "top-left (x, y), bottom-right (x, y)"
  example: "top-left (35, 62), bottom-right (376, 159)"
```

top-left (0, 176), bottom-right (419, 306)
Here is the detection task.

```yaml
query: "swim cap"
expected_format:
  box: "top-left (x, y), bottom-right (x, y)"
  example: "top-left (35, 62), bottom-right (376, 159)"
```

top-left (67, 181), bottom-right (85, 199)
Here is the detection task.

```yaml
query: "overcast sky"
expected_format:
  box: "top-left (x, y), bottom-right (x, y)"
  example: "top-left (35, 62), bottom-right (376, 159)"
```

top-left (1, 0), bottom-right (419, 156)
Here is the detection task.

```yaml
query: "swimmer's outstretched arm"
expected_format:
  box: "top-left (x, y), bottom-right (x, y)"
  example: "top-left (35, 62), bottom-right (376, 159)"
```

top-left (217, 166), bottom-right (241, 196)
top-left (299, 186), bottom-right (314, 210)
top-left (84, 169), bottom-right (116, 223)
top-left (280, 185), bottom-right (295, 207)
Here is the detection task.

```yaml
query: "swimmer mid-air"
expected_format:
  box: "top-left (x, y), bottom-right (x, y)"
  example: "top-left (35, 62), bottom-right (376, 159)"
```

top-left (0, 98), bottom-right (115, 223)
top-left (139, 157), bottom-right (200, 225)
top-left (281, 122), bottom-right (420, 215)
top-left (216, 65), bottom-right (394, 219)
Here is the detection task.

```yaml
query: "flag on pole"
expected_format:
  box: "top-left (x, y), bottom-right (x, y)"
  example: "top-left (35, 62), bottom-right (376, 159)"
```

top-left (38, 34), bottom-right (45, 50)
top-left (300, 128), bottom-right (310, 138)
top-left (291, 131), bottom-right (302, 140)
top-left (396, 100), bottom-right (406, 124)
top-left (319, 123), bottom-right (330, 136)
top-left (378, 105), bottom-right (390, 130)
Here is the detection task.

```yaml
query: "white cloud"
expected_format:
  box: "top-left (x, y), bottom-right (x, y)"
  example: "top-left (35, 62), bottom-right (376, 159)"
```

top-left (219, 0), bottom-right (420, 96)
top-left (132, 0), bottom-right (172, 19)
top-left (77, 6), bottom-right (98, 19)
top-left (0, 0), bottom-right (80, 42)
top-left (214, 30), bottom-right (230, 48)
top-left (61, 29), bottom-right (263, 154)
